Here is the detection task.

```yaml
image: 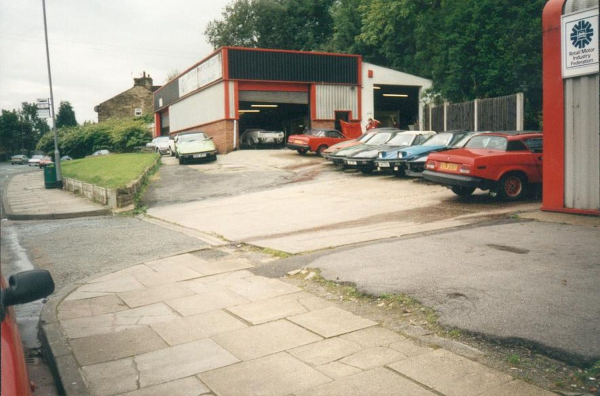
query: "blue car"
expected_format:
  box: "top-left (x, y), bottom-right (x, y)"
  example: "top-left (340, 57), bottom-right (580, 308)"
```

top-left (374, 130), bottom-right (471, 176)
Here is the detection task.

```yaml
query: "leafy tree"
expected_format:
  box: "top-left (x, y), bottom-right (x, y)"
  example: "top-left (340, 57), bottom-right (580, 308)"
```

top-left (0, 103), bottom-right (49, 155)
top-left (55, 101), bottom-right (78, 129)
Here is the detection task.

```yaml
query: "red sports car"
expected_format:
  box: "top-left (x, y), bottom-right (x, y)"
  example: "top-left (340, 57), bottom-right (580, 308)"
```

top-left (287, 122), bottom-right (362, 156)
top-left (423, 132), bottom-right (543, 200)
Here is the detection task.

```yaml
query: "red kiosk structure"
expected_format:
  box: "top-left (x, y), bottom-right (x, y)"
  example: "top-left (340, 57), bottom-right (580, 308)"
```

top-left (543, 0), bottom-right (599, 215)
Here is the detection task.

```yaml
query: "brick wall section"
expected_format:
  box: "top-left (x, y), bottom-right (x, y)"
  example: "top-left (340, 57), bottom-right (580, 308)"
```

top-left (312, 120), bottom-right (335, 130)
top-left (96, 86), bottom-right (155, 122)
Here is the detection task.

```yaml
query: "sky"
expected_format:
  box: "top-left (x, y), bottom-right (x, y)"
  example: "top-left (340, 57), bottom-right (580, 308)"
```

top-left (0, 0), bottom-right (233, 124)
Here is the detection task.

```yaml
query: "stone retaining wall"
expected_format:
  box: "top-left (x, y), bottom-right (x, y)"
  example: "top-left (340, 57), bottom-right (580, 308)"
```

top-left (63, 157), bottom-right (159, 209)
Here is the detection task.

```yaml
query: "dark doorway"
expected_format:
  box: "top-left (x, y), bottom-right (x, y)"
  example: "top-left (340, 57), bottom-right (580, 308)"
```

top-left (238, 101), bottom-right (309, 147)
top-left (334, 111), bottom-right (350, 132)
top-left (373, 85), bottom-right (420, 130)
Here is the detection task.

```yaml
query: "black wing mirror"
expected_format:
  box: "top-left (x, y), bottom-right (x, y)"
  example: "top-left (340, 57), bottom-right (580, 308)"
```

top-left (2, 270), bottom-right (55, 308)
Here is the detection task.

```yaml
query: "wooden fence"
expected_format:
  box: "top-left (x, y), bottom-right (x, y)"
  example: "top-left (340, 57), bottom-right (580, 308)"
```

top-left (424, 93), bottom-right (523, 132)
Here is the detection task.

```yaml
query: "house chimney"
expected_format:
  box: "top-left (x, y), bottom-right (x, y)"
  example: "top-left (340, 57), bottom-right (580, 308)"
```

top-left (134, 71), bottom-right (153, 89)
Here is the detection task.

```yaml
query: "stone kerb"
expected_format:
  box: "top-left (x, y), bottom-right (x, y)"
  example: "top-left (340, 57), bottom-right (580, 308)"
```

top-left (63, 156), bottom-right (159, 209)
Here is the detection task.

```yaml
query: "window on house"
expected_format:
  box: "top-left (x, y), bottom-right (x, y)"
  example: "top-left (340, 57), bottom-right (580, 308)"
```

top-left (134, 108), bottom-right (143, 117)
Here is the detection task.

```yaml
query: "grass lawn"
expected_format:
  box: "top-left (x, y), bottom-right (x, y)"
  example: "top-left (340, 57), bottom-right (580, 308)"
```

top-left (61, 153), bottom-right (159, 189)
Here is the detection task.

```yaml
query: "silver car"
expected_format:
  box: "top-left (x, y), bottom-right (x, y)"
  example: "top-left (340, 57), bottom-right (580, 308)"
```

top-left (146, 136), bottom-right (172, 155)
top-left (241, 129), bottom-right (285, 148)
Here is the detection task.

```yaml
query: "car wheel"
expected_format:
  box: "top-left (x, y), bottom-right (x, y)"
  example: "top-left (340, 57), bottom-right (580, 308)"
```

top-left (360, 168), bottom-right (373, 174)
top-left (451, 186), bottom-right (475, 197)
top-left (498, 173), bottom-right (526, 201)
top-left (316, 145), bottom-right (327, 157)
top-left (297, 149), bottom-right (307, 155)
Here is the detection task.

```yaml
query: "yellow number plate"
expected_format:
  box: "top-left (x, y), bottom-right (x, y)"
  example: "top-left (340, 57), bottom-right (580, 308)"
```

top-left (440, 162), bottom-right (458, 171)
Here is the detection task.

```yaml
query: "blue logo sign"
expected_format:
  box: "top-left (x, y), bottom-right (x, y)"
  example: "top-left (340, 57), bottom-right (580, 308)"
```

top-left (570, 20), bottom-right (594, 49)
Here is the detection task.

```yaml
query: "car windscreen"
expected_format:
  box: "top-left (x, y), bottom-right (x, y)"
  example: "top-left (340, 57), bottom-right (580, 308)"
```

top-left (365, 132), bottom-right (393, 145)
top-left (422, 133), bottom-right (454, 147)
top-left (465, 135), bottom-right (508, 151)
top-left (386, 133), bottom-right (415, 146)
top-left (179, 133), bottom-right (208, 143)
top-left (358, 132), bottom-right (376, 142)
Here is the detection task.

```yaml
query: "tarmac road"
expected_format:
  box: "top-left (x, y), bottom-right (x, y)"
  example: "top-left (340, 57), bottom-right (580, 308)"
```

top-left (309, 220), bottom-right (600, 365)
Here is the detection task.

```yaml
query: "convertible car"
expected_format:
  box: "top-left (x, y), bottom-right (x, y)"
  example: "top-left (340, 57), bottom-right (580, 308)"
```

top-left (423, 132), bottom-right (543, 200)
top-left (240, 129), bottom-right (285, 148)
top-left (344, 130), bottom-right (436, 174)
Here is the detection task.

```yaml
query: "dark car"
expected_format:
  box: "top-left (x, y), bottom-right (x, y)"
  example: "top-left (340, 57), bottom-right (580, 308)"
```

top-left (1, 270), bottom-right (55, 396)
top-left (374, 130), bottom-right (471, 176)
top-left (343, 131), bottom-right (436, 174)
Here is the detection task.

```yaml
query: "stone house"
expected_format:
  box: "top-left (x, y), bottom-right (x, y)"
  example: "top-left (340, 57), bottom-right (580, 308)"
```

top-left (95, 72), bottom-right (161, 122)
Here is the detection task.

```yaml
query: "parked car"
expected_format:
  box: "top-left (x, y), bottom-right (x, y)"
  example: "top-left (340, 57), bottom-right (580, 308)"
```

top-left (38, 156), bottom-right (54, 168)
top-left (325, 128), bottom-right (402, 165)
top-left (146, 136), bottom-right (172, 155)
top-left (1, 269), bottom-right (55, 396)
top-left (322, 131), bottom-right (378, 156)
top-left (10, 155), bottom-right (28, 165)
top-left (28, 155), bottom-right (44, 167)
top-left (287, 125), bottom-right (362, 156)
top-left (374, 130), bottom-right (471, 176)
top-left (423, 132), bottom-right (543, 200)
top-left (60, 155), bottom-right (73, 161)
top-left (88, 150), bottom-right (111, 157)
top-left (176, 132), bottom-right (218, 164)
top-left (240, 129), bottom-right (285, 148)
top-left (344, 130), bottom-right (436, 174)
top-left (405, 131), bottom-right (487, 177)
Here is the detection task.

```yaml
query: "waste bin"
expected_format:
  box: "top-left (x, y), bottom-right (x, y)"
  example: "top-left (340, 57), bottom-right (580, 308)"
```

top-left (44, 163), bottom-right (58, 189)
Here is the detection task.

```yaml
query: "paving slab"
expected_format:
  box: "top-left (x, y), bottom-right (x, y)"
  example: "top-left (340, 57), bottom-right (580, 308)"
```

top-left (135, 338), bottom-right (239, 388)
top-left (77, 276), bottom-right (146, 293)
top-left (295, 367), bottom-right (435, 396)
top-left (199, 352), bottom-right (332, 396)
top-left (165, 289), bottom-right (249, 316)
top-left (389, 339), bottom-right (435, 357)
top-left (150, 309), bottom-right (248, 346)
top-left (288, 337), bottom-right (361, 366)
top-left (117, 283), bottom-right (195, 308)
top-left (222, 276), bottom-right (301, 301)
top-left (315, 362), bottom-right (363, 379)
top-left (340, 326), bottom-right (406, 348)
top-left (388, 349), bottom-right (513, 396)
top-left (133, 266), bottom-right (204, 287)
top-left (186, 258), bottom-right (255, 276)
top-left (288, 306), bottom-right (377, 338)
top-left (144, 253), bottom-right (208, 271)
top-left (225, 291), bottom-right (310, 325)
top-left (119, 376), bottom-right (211, 396)
top-left (70, 327), bottom-right (167, 366)
top-left (339, 346), bottom-right (407, 370)
top-left (81, 358), bottom-right (138, 396)
top-left (87, 264), bottom-right (155, 284)
top-left (211, 319), bottom-right (322, 361)
top-left (58, 294), bottom-right (128, 320)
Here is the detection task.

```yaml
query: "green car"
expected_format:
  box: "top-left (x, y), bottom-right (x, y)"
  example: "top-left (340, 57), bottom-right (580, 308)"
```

top-left (176, 132), bottom-right (218, 165)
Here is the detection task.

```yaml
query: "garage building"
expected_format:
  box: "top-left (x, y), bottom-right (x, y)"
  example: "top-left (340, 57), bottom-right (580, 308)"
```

top-left (154, 47), bottom-right (432, 153)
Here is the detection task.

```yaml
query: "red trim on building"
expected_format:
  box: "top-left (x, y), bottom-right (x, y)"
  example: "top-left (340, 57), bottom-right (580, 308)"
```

top-left (238, 81), bottom-right (309, 92)
top-left (233, 81), bottom-right (239, 119)
top-left (357, 86), bottom-right (362, 122)
top-left (221, 46), bottom-right (360, 59)
top-left (541, 0), bottom-right (566, 213)
top-left (222, 48), bottom-right (229, 80)
top-left (154, 112), bottom-right (161, 137)
top-left (224, 82), bottom-right (230, 120)
top-left (310, 85), bottom-right (317, 121)
top-left (357, 56), bottom-right (363, 86)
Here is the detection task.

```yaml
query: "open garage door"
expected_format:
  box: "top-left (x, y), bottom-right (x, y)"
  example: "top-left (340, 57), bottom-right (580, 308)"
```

top-left (238, 93), bottom-right (309, 149)
top-left (373, 85), bottom-right (420, 130)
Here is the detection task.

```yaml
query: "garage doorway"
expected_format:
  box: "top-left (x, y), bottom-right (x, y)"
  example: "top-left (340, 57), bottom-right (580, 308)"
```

top-left (373, 85), bottom-right (420, 130)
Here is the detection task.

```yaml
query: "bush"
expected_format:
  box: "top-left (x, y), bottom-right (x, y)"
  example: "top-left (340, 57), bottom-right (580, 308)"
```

top-left (36, 118), bottom-right (152, 158)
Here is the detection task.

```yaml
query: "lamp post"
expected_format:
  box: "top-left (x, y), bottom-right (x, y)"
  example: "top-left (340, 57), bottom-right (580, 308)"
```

top-left (42, 0), bottom-right (62, 188)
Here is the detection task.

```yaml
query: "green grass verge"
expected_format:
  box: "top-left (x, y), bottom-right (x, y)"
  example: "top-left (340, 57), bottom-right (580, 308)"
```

top-left (61, 153), bottom-right (159, 189)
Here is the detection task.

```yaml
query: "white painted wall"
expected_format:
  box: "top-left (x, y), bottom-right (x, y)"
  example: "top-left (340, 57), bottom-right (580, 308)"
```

top-left (169, 82), bottom-right (225, 132)
top-left (361, 62), bottom-right (432, 130)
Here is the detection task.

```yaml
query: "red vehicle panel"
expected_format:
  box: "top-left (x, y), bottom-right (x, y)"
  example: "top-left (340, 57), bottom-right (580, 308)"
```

top-left (423, 133), bottom-right (543, 200)
top-left (287, 121), bottom-right (362, 156)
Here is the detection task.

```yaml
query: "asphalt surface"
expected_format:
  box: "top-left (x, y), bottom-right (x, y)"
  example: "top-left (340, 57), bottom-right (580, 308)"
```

top-left (308, 221), bottom-right (600, 365)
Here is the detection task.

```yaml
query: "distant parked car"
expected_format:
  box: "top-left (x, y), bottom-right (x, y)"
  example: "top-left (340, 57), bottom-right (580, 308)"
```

top-left (241, 129), bottom-right (285, 148)
top-left (88, 150), bottom-right (111, 157)
top-left (60, 156), bottom-right (73, 161)
top-left (423, 132), bottom-right (543, 200)
top-left (28, 155), bottom-right (44, 167)
top-left (374, 130), bottom-right (471, 176)
top-left (176, 132), bottom-right (217, 165)
top-left (344, 130), bottom-right (436, 174)
top-left (322, 131), bottom-right (379, 156)
top-left (10, 155), bottom-right (28, 165)
top-left (325, 128), bottom-right (402, 165)
top-left (38, 156), bottom-right (54, 168)
top-left (146, 136), bottom-right (172, 155)
top-left (287, 126), bottom-right (362, 156)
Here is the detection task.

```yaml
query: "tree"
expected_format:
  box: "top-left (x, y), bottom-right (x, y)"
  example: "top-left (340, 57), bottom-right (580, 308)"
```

top-left (55, 101), bottom-right (78, 129)
top-left (0, 102), bottom-right (49, 155)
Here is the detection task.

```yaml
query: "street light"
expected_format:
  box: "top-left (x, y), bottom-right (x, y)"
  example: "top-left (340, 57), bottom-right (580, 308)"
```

top-left (42, 0), bottom-right (62, 188)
